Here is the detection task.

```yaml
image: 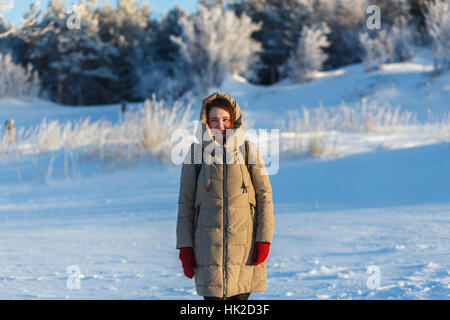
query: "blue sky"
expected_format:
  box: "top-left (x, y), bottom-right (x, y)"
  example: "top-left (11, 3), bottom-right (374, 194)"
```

top-left (1, 0), bottom-right (198, 26)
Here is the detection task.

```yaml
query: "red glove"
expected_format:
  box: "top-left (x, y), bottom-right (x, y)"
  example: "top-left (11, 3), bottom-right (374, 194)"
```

top-left (252, 242), bottom-right (270, 266)
top-left (179, 247), bottom-right (196, 279)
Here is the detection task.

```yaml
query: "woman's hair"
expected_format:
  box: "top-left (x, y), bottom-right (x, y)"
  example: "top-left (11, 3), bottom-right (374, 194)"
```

top-left (206, 98), bottom-right (235, 128)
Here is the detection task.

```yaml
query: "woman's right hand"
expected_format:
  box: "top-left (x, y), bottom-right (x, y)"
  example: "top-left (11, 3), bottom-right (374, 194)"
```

top-left (179, 247), bottom-right (196, 279)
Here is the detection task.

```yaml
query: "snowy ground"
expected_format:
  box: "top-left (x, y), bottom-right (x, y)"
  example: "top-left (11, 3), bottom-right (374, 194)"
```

top-left (0, 144), bottom-right (448, 299)
top-left (0, 49), bottom-right (449, 299)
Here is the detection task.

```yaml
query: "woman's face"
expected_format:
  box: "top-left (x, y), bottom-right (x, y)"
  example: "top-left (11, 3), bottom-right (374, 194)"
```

top-left (207, 106), bottom-right (232, 143)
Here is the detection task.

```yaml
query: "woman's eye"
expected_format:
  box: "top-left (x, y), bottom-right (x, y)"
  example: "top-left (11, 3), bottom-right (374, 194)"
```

top-left (209, 119), bottom-right (230, 124)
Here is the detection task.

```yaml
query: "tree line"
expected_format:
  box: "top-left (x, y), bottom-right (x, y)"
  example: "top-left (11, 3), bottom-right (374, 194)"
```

top-left (0, 0), bottom-right (447, 105)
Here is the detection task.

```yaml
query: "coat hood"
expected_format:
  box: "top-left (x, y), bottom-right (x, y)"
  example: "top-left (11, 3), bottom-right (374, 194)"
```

top-left (200, 91), bottom-right (245, 131)
top-left (196, 92), bottom-right (246, 159)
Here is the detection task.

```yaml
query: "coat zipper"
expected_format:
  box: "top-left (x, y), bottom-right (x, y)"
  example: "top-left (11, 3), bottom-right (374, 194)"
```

top-left (222, 145), bottom-right (227, 298)
top-left (193, 205), bottom-right (200, 233)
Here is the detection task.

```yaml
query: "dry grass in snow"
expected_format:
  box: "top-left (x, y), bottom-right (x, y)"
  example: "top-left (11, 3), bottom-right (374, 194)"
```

top-left (0, 97), bottom-right (193, 167)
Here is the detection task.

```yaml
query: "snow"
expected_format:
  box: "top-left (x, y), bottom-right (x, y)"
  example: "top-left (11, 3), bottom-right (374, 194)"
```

top-left (0, 97), bottom-right (132, 128)
top-left (209, 47), bottom-right (450, 129)
top-left (0, 49), bottom-right (449, 299)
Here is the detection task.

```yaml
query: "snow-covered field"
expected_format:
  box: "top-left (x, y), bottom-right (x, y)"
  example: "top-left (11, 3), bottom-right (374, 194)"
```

top-left (0, 50), bottom-right (449, 299)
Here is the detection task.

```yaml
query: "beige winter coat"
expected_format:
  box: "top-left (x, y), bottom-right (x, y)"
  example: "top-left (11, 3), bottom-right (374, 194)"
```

top-left (176, 92), bottom-right (274, 298)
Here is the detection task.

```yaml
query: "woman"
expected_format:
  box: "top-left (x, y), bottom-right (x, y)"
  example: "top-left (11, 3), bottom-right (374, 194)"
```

top-left (176, 92), bottom-right (274, 300)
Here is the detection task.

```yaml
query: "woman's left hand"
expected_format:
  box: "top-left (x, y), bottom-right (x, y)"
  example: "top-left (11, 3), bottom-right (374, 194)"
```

top-left (252, 242), bottom-right (270, 266)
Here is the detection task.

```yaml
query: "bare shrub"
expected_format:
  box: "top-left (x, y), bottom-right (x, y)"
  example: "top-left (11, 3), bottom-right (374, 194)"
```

top-left (288, 98), bottom-right (415, 134)
top-left (285, 98), bottom-right (417, 158)
top-left (0, 97), bottom-right (193, 168)
top-left (0, 53), bottom-right (40, 98)
top-left (438, 112), bottom-right (450, 142)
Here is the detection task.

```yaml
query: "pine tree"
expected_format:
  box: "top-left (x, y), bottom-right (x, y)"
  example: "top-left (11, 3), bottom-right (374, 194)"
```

top-left (134, 6), bottom-right (190, 101)
top-left (95, 0), bottom-right (156, 102)
top-left (230, 0), bottom-right (312, 84)
top-left (372, 0), bottom-right (410, 27)
top-left (286, 22), bottom-right (330, 83)
top-left (391, 16), bottom-right (413, 62)
top-left (155, 6), bottom-right (187, 62)
top-left (49, 30), bottom-right (119, 105)
top-left (23, 0), bottom-right (120, 105)
top-left (0, 17), bottom-right (10, 53)
top-left (324, 0), bottom-right (368, 69)
top-left (425, 0), bottom-right (450, 73)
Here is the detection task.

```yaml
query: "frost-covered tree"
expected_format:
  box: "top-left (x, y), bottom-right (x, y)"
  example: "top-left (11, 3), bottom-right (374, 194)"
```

top-left (23, 0), bottom-right (121, 105)
top-left (0, 0), bottom-right (13, 14)
top-left (0, 52), bottom-right (39, 98)
top-left (409, 0), bottom-right (429, 44)
top-left (199, 0), bottom-right (227, 8)
top-left (134, 60), bottom-right (192, 102)
top-left (285, 22), bottom-right (330, 83)
top-left (359, 30), bottom-right (395, 71)
top-left (425, 0), bottom-right (450, 73)
top-left (0, 17), bottom-right (10, 53)
top-left (359, 6), bottom-right (414, 71)
top-left (95, 0), bottom-right (156, 102)
top-left (154, 6), bottom-right (187, 62)
top-left (18, 0), bottom-right (66, 102)
top-left (1, 0), bottom-right (158, 105)
top-left (391, 16), bottom-right (413, 62)
top-left (230, 0), bottom-right (369, 81)
top-left (323, 0), bottom-right (368, 69)
top-left (49, 32), bottom-right (119, 105)
top-left (171, 4), bottom-right (261, 95)
top-left (373, 0), bottom-right (411, 27)
top-left (230, 0), bottom-right (313, 84)
top-left (0, 1), bottom-right (54, 42)
top-left (96, 0), bottom-right (152, 48)
top-left (135, 6), bottom-right (190, 101)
